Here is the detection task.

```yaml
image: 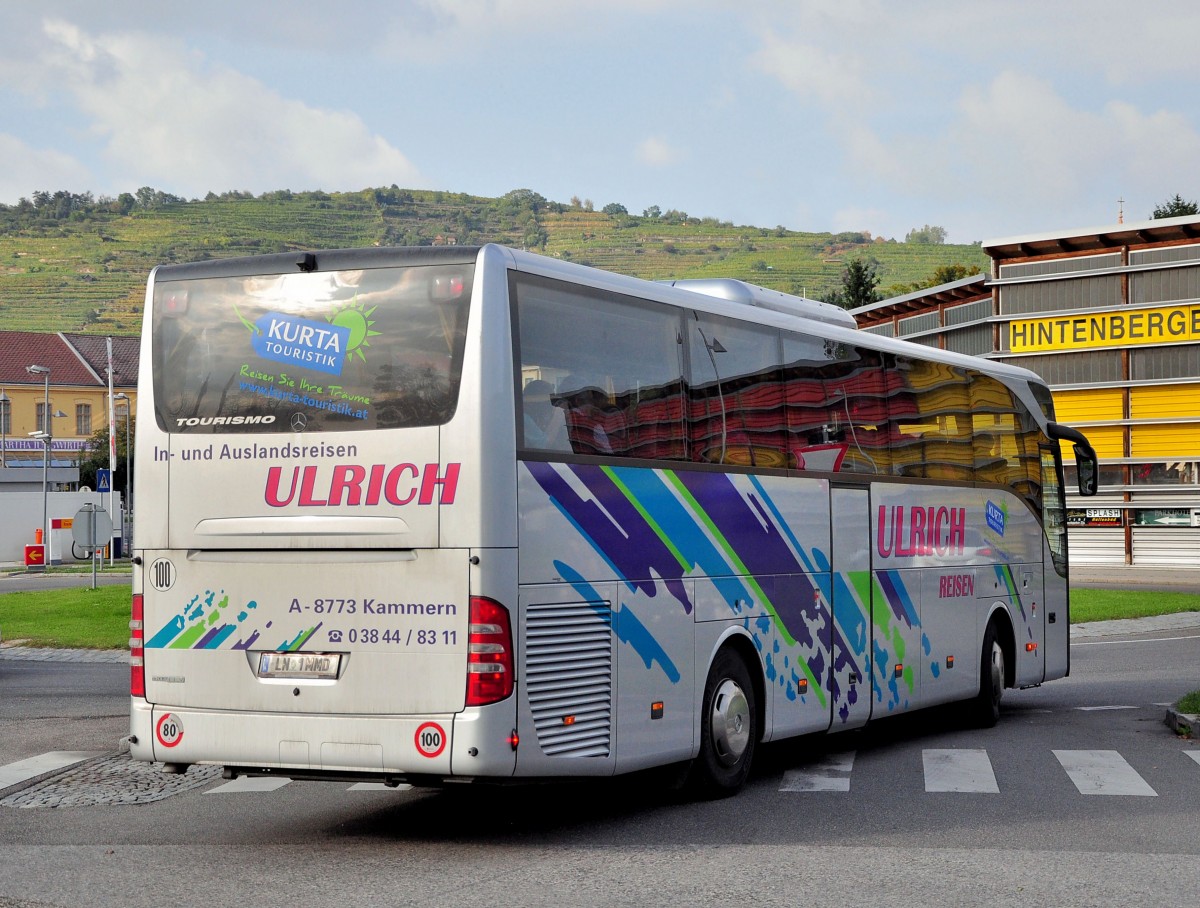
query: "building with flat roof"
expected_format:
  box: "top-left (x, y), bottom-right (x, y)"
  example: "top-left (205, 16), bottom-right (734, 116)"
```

top-left (853, 213), bottom-right (1200, 566)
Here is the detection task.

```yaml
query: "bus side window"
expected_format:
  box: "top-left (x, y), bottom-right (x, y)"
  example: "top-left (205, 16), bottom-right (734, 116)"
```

top-left (970, 375), bottom-right (1023, 489)
top-left (821, 348), bottom-right (889, 475)
top-left (687, 315), bottom-right (787, 468)
top-left (514, 272), bottom-right (685, 459)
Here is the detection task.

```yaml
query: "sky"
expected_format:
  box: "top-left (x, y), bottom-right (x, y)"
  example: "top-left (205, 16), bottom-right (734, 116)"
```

top-left (2, 1), bottom-right (1198, 245)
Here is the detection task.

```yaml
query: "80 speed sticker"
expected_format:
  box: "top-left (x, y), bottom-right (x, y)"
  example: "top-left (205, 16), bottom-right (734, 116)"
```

top-left (156, 713), bottom-right (184, 748)
top-left (414, 722), bottom-right (446, 758)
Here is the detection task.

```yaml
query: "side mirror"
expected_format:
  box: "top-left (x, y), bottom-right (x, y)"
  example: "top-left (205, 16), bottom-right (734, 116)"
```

top-left (1073, 444), bottom-right (1098, 497)
top-left (1047, 421), bottom-right (1099, 497)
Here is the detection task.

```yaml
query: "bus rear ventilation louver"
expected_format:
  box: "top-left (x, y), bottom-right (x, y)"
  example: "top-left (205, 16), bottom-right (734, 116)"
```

top-left (525, 600), bottom-right (613, 758)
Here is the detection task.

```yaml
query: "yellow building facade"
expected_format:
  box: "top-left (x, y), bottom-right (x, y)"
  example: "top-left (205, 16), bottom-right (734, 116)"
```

top-left (854, 214), bottom-right (1200, 566)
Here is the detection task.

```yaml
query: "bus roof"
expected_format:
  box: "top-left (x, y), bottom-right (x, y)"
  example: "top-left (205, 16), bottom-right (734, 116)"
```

top-left (147, 242), bottom-right (1050, 402)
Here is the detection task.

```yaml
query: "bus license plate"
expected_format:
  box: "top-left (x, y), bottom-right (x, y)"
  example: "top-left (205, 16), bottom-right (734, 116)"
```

top-left (257, 652), bottom-right (341, 679)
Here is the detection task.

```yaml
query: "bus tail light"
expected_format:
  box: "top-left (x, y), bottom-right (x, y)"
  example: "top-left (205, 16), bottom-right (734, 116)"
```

top-left (466, 597), bottom-right (514, 706)
top-left (130, 593), bottom-right (145, 698)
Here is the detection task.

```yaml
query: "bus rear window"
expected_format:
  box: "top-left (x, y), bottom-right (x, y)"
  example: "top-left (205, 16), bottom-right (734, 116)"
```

top-left (152, 264), bottom-right (472, 433)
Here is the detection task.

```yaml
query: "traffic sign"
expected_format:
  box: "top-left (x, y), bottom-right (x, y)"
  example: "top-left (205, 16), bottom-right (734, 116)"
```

top-left (72, 504), bottom-right (113, 551)
top-left (96, 469), bottom-right (111, 493)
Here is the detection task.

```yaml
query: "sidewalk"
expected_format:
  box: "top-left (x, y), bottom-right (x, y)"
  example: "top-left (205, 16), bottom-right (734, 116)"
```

top-left (1071, 563), bottom-right (1200, 592)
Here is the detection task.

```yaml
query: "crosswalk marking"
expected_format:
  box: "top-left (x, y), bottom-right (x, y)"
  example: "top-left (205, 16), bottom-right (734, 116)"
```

top-left (1053, 749), bottom-right (1157, 796)
top-left (923, 748), bottom-right (999, 793)
top-left (4, 746), bottom-right (1194, 801)
top-left (0, 751), bottom-right (105, 790)
top-left (205, 777), bottom-right (292, 794)
top-left (780, 752), bottom-right (855, 791)
top-left (348, 782), bottom-right (412, 791)
top-left (203, 777), bottom-right (412, 794)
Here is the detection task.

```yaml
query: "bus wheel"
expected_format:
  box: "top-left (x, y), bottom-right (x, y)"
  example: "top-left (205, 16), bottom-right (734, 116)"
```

top-left (971, 621), bottom-right (1005, 728)
top-left (692, 648), bottom-right (757, 796)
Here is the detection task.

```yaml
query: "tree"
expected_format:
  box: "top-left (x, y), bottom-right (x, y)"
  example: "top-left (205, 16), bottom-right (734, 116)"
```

top-left (1151, 194), bottom-right (1199, 219)
top-left (499, 188), bottom-right (546, 213)
top-left (905, 224), bottom-right (947, 244)
top-left (602, 202), bottom-right (628, 216)
top-left (882, 262), bottom-right (983, 298)
top-left (643, 205), bottom-right (662, 219)
top-left (78, 417), bottom-right (136, 498)
top-left (821, 258), bottom-right (881, 310)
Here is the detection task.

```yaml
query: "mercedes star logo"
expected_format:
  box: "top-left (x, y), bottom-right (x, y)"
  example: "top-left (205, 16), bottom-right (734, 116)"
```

top-left (290, 413), bottom-right (308, 432)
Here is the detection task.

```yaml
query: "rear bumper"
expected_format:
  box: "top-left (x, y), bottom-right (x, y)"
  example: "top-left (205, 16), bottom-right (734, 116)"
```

top-left (130, 697), bottom-right (517, 780)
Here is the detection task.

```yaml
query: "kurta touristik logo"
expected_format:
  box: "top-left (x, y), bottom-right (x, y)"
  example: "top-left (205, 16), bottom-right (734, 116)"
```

top-left (877, 505), bottom-right (966, 558)
top-left (252, 312), bottom-right (351, 376)
top-left (237, 294), bottom-right (380, 378)
top-left (265, 462), bottom-right (460, 507)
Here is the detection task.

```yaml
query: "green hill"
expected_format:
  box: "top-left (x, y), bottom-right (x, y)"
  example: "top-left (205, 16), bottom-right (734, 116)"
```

top-left (0, 187), bottom-right (988, 335)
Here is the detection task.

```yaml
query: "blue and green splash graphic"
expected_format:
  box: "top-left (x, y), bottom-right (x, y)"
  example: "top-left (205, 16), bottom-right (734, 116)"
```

top-left (523, 462), bottom-right (870, 712)
top-left (145, 589), bottom-right (316, 652)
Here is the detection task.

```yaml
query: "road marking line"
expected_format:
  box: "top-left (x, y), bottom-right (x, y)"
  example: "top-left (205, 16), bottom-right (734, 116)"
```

top-left (1076, 705), bottom-right (1138, 711)
top-left (348, 782), bottom-right (412, 791)
top-left (780, 752), bottom-right (855, 791)
top-left (1053, 749), bottom-right (1157, 796)
top-left (0, 751), bottom-right (105, 790)
top-left (1074, 633), bottom-right (1200, 646)
top-left (1186, 751), bottom-right (1200, 768)
top-left (204, 777), bottom-right (292, 793)
top-left (923, 748), bottom-right (999, 793)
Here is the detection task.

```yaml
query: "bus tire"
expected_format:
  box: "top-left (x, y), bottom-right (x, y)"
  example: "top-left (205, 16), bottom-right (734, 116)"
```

top-left (970, 620), bottom-right (1005, 728)
top-left (691, 647), bottom-right (757, 797)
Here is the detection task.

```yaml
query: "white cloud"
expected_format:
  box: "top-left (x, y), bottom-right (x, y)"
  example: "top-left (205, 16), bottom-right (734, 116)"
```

top-left (954, 71), bottom-right (1200, 219)
top-left (637, 136), bottom-right (682, 167)
top-left (0, 134), bottom-right (92, 202)
top-left (750, 30), bottom-right (877, 110)
top-left (35, 18), bottom-right (423, 198)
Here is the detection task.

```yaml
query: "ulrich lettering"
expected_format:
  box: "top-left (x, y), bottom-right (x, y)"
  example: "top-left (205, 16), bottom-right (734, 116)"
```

top-left (265, 462), bottom-right (461, 507)
top-left (876, 505), bottom-right (966, 558)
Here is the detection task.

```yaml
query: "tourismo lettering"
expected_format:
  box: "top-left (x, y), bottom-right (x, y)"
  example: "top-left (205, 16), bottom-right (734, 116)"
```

top-left (877, 505), bottom-right (966, 558)
top-left (265, 462), bottom-right (461, 507)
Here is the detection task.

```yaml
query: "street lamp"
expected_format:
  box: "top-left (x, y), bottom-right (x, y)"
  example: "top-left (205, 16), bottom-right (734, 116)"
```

top-left (26, 364), bottom-right (50, 569)
top-left (114, 392), bottom-right (132, 521)
top-left (0, 388), bottom-right (9, 468)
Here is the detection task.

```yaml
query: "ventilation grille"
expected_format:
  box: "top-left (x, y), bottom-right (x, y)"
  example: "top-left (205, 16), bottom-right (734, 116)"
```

top-left (525, 600), bottom-right (613, 757)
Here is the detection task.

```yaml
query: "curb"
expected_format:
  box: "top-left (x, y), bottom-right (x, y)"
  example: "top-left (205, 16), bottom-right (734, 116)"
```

top-left (1165, 707), bottom-right (1198, 739)
top-left (0, 752), bottom-right (120, 801)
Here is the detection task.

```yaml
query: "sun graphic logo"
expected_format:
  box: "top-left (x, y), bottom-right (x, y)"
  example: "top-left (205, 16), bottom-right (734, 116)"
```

top-left (328, 295), bottom-right (381, 364)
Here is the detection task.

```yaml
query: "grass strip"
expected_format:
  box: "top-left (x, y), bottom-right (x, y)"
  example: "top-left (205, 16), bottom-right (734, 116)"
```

top-left (1176, 691), bottom-right (1200, 714)
top-left (0, 585), bottom-right (129, 650)
top-left (1068, 588), bottom-right (1200, 623)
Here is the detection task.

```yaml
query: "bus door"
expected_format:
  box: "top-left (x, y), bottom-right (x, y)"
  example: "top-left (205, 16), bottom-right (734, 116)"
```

top-left (830, 484), bottom-right (872, 730)
top-left (1040, 443), bottom-right (1068, 681)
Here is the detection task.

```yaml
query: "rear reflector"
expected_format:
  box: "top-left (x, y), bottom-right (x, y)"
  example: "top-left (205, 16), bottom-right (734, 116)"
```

top-left (130, 593), bottom-right (145, 698)
top-left (466, 597), bottom-right (514, 706)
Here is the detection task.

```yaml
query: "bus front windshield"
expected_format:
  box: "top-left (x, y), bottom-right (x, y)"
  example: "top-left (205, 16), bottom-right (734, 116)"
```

top-left (152, 264), bottom-right (473, 434)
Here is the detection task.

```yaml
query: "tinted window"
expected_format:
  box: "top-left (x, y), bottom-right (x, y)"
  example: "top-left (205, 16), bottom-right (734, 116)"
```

top-left (514, 273), bottom-right (685, 458)
top-left (153, 264), bottom-right (473, 433)
top-left (688, 314), bottom-right (786, 467)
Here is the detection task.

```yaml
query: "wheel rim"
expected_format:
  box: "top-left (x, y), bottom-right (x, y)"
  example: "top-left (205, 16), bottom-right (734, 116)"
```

top-left (710, 678), bottom-right (751, 767)
top-left (988, 640), bottom-right (1004, 709)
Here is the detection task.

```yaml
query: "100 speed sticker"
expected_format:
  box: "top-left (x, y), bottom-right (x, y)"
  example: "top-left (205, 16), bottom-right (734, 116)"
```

top-left (414, 722), bottom-right (447, 758)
